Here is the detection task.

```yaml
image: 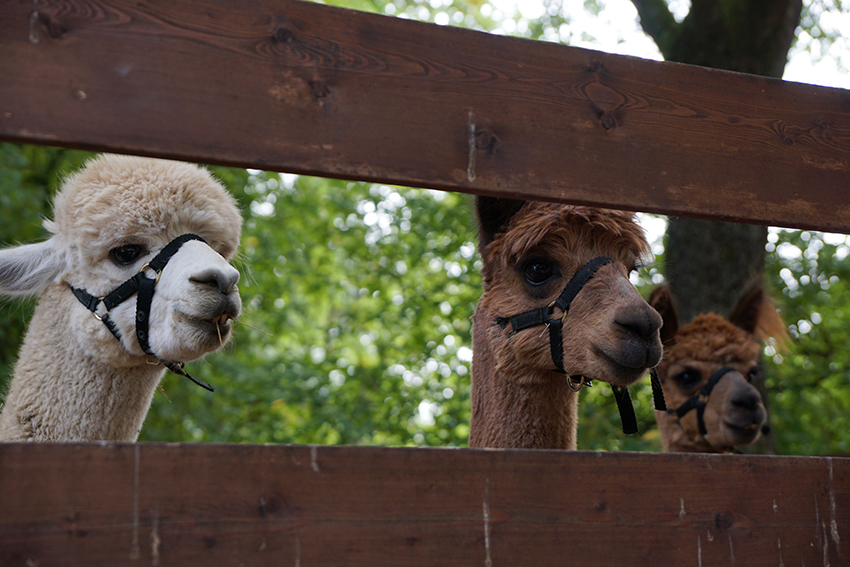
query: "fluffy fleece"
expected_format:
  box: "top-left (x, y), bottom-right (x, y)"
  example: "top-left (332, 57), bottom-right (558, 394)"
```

top-left (0, 155), bottom-right (242, 441)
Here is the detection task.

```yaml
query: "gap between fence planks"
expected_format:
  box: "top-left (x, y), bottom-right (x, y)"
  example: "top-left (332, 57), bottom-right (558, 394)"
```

top-left (0, 443), bottom-right (847, 566)
top-left (1, 0), bottom-right (849, 232)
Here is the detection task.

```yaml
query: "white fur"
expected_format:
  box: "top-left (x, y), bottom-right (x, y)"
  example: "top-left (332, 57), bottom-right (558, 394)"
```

top-left (0, 155), bottom-right (243, 442)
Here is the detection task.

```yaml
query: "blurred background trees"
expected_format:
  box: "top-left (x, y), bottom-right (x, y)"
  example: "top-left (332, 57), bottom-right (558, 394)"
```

top-left (1, 0), bottom-right (847, 454)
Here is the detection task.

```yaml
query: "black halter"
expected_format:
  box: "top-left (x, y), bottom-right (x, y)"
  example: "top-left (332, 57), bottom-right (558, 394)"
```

top-left (667, 366), bottom-right (733, 438)
top-left (495, 256), bottom-right (666, 435)
top-left (70, 233), bottom-right (214, 391)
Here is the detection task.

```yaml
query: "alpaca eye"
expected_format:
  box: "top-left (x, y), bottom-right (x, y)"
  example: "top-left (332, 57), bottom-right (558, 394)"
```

top-left (110, 244), bottom-right (144, 265)
top-left (673, 369), bottom-right (702, 393)
top-left (747, 367), bottom-right (759, 382)
top-left (523, 261), bottom-right (554, 285)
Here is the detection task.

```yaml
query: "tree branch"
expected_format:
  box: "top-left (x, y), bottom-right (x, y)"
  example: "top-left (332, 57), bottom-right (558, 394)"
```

top-left (629, 0), bottom-right (680, 57)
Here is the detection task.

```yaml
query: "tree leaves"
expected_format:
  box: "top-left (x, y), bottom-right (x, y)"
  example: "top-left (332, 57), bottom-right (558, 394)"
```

top-left (140, 171), bottom-right (479, 446)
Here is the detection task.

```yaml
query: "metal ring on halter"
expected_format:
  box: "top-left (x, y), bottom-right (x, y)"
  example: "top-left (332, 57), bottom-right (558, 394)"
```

top-left (91, 297), bottom-right (106, 321)
top-left (140, 263), bottom-right (162, 286)
top-left (567, 375), bottom-right (586, 391)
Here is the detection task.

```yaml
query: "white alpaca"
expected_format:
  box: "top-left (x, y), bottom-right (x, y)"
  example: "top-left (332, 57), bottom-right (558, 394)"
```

top-left (0, 154), bottom-right (243, 442)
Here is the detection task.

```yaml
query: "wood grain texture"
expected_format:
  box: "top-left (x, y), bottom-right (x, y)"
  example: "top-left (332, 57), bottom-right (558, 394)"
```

top-left (0, 443), bottom-right (847, 566)
top-left (1, 0), bottom-right (849, 232)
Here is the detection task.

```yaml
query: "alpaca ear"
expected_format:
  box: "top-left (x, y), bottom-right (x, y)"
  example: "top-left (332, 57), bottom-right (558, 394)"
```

top-left (475, 196), bottom-right (525, 249)
top-left (0, 239), bottom-right (66, 297)
top-left (648, 285), bottom-right (679, 346)
top-left (728, 283), bottom-right (765, 335)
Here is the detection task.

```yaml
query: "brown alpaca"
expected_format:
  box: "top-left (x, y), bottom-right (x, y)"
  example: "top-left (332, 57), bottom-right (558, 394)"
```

top-left (648, 284), bottom-right (786, 453)
top-left (470, 197), bottom-right (663, 449)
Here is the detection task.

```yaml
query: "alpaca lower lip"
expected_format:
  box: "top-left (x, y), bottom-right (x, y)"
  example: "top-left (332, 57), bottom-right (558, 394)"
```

top-left (596, 351), bottom-right (651, 385)
top-left (176, 311), bottom-right (233, 336)
top-left (200, 316), bottom-right (232, 332)
top-left (724, 421), bottom-right (762, 441)
top-left (206, 314), bottom-right (232, 326)
top-left (598, 343), bottom-right (653, 371)
top-left (725, 420), bottom-right (762, 432)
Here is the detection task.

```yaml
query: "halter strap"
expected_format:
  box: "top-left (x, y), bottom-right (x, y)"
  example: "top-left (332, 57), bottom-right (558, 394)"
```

top-left (70, 233), bottom-right (214, 391)
top-left (496, 256), bottom-right (615, 337)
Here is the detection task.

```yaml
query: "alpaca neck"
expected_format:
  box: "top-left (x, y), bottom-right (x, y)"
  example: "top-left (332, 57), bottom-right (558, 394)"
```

top-left (469, 304), bottom-right (579, 449)
top-left (0, 286), bottom-right (165, 442)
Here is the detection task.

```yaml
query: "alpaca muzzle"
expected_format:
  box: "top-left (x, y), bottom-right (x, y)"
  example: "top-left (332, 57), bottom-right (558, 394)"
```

top-left (69, 233), bottom-right (215, 391)
top-left (494, 255), bottom-right (666, 435)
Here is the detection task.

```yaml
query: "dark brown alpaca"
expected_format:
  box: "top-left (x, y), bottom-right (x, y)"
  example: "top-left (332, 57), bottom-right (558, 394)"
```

top-left (470, 197), bottom-right (663, 449)
top-left (648, 284), bottom-right (786, 453)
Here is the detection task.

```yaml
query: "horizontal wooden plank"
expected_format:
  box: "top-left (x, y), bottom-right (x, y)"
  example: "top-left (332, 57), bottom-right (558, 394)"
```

top-left (0, 443), bottom-right (847, 566)
top-left (1, 0), bottom-right (849, 232)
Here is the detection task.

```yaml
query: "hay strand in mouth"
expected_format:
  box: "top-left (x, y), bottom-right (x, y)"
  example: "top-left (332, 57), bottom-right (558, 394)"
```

top-left (216, 322), bottom-right (223, 348)
top-left (233, 319), bottom-right (273, 337)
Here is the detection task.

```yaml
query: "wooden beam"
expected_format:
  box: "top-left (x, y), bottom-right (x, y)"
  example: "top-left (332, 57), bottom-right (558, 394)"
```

top-left (1, 0), bottom-right (848, 232)
top-left (0, 443), bottom-right (847, 566)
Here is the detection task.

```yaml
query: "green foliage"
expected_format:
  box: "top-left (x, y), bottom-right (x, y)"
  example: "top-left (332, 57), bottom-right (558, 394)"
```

top-left (763, 229), bottom-right (850, 455)
top-left (0, 145), bottom-right (92, 396)
top-left (141, 170), bottom-right (479, 446)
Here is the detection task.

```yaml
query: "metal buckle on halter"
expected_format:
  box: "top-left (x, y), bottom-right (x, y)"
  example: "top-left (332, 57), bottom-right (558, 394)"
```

top-left (567, 375), bottom-right (592, 391)
top-left (545, 299), bottom-right (569, 324)
top-left (140, 263), bottom-right (162, 286)
top-left (91, 296), bottom-right (106, 321)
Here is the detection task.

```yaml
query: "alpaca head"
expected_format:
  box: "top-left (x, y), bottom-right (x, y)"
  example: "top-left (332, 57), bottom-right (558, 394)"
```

top-left (0, 154), bottom-right (243, 367)
top-left (475, 197), bottom-right (662, 388)
top-left (648, 284), bottom-right (779, 452)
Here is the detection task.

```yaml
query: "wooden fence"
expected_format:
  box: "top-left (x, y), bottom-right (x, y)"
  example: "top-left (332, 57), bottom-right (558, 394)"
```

top-left (1, 0), bottom-right (849, 565)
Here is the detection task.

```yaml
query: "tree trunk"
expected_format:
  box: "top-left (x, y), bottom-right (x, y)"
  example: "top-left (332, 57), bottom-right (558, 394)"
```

top-left (629, 0), bottom-right (803, 320)
top-left (664, 220), bottom-right (767, 322)
top-left (630, 0), bottom-right (803, 453)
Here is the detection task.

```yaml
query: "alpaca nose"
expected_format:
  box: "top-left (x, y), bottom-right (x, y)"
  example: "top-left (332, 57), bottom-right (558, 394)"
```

top-left (614, 304), bottom-right (662, 343)
top-left (190, 268), bottom-right (240, 295)
top-left (731, 389), bottom-right (761, 413)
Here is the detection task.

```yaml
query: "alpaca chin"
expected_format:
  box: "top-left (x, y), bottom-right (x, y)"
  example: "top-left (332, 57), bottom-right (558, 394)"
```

top-left (720, 422), bottom-right (763, 446)
top-left (155, 300), bottom-right (242, 362)
top-left (592, 339), bottom-right (663, 386)
top-left (702, 417), bottom-right (764, 451)
top-left (717, 402), bottom-right (767, 446)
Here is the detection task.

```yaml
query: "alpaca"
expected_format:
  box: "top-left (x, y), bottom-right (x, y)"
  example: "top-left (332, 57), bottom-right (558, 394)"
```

top-left (0, 154), bottom-right (242, 442)
top-left (648, 284), bottom-right (785, 453)
top-left (470, 197), bottom-right (663, 449)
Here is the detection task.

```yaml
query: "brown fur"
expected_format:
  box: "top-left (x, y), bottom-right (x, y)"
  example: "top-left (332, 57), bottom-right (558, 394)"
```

top-left (649, 284), bottom-right (787, 453)
top-left (470, 198), bottom-right (663, 449)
